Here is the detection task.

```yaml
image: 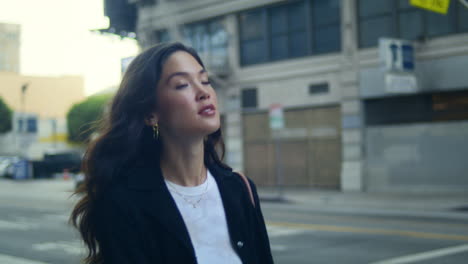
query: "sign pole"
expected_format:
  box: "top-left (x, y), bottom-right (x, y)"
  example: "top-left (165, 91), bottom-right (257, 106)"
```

top-left (273, 136), bottom-right (284, 199)
top-left (269, 103), bottom-right (285, 201)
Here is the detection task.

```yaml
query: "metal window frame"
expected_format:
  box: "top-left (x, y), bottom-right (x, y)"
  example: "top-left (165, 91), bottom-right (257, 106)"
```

top-left (239, 0), bottom-right (341, 66)
top-left (241, 87), bottom-right (258, 109)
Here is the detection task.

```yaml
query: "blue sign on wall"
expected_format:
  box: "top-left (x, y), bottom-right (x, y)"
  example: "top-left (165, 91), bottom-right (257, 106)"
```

top-left (379, 38), bottom-right (415, 73)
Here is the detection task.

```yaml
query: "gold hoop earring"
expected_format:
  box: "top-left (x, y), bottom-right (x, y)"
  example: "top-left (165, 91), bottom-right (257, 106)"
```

top-left (152, 123), bottom-right (159, 140)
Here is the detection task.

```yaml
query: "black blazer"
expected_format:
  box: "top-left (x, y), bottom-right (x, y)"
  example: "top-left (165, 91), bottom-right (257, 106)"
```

top-left (93, 158), bottom-right (274, 264)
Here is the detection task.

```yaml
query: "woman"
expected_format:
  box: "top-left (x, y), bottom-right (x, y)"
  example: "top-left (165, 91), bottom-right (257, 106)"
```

top-left (70, 42), bottom-right (274, 264)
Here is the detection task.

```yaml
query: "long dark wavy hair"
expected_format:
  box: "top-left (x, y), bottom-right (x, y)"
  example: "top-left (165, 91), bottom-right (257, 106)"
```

top-left (70, 42), bottom-right (227, 264)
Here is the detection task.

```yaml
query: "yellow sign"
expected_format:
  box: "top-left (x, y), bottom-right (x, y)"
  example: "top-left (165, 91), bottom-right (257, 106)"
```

top-left (410, 0), bottom-right (451, 14)
top-left (39, 133), bottom-right (68, 143)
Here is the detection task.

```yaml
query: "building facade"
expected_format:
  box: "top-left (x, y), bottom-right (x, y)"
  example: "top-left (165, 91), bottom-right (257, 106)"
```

top-left (0, 23), bottom-right (20, 73)
top-left (118, 0), bottom-right (468, 192)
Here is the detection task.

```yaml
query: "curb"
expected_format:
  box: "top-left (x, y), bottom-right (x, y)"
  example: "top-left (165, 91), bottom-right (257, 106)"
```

top-left (259, 194), bottom-right (468, 222)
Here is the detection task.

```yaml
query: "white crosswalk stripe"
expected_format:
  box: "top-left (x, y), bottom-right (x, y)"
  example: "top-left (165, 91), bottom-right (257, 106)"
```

top-left (32, 240), bottom-right (85, 256)
top-left (267, 224), bottom-right (315, 253)
top-left (0, 212), bottom-right (70, 231)
top-left (0, 219), bottom-right (38, 230)
top-left (0, 253), bottom-right (49, 264)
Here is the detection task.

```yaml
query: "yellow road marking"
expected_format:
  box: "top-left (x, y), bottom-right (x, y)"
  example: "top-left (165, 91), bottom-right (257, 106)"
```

top-left (267, 221), bottom-right (468, 242)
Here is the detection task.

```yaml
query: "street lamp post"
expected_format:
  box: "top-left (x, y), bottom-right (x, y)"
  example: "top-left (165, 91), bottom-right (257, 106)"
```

top-left (17, 82), bottom-right (29, 156)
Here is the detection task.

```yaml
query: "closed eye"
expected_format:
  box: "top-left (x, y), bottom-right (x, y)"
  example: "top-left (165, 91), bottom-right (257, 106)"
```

top-left (202, 81), bottom-right (211, 85)
top-left (176, 84), bottom-right (188, 89)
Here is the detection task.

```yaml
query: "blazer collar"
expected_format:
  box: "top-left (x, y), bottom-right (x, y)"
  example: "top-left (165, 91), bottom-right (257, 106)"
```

top-left (125, 157), bottom-right (234, 191)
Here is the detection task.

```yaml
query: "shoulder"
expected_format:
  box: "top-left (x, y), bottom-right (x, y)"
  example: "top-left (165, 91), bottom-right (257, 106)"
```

top-left (95, 185), bottom-right (131, 215)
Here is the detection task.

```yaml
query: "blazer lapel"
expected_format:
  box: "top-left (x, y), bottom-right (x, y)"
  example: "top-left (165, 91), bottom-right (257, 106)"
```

top-left (126, 158), bottom-right (195, 257)
top-left (209, 162), bottom-right (247, 257)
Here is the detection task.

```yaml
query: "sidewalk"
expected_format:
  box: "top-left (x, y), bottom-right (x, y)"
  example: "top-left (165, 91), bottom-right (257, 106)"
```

top-left (258, 187), bottom-right (468, 221)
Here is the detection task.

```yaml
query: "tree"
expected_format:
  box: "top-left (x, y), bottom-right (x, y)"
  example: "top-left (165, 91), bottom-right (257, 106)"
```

top-left (0, 96), bottom-right (12, 134)
top-left (67, 94), bottom-right (113, 143)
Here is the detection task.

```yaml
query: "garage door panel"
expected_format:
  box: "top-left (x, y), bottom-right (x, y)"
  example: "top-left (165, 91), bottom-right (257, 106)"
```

top-left (243, 113), bottom-right (270, 141)
top-left (314, 139), bottom-right (341, 188)
top-left (244, 142), bottom-right (275, 186)
top-left (278, 140), bottom-right (308, 186)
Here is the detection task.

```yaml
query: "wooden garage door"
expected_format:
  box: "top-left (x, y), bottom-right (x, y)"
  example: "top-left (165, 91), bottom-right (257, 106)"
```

top-left (243, 106), bottom-right (341, 188)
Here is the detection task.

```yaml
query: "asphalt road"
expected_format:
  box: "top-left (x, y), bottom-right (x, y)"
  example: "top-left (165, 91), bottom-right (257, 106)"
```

top-left (262, 202), bottom-right (468, 263)
top-left (1, 178), bottom-right (467, 264)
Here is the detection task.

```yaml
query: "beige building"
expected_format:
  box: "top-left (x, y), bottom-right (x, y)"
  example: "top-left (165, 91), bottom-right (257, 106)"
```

top-left (0, 23), bottom-right (20, 73)
top-left (0, 72), bottom-right (85, 159)
top-left (0, 72), bottom-right (84, 118)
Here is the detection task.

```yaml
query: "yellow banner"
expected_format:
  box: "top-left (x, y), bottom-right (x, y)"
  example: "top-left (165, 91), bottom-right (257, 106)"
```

top-left (410, 0), bottom-right (451, 14)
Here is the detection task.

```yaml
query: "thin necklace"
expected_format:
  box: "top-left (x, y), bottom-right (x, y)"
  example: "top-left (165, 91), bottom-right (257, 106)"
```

top-left (166, 168), bottom-right (209, 208)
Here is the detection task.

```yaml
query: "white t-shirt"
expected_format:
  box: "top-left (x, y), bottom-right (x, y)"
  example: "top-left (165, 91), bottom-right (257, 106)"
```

top-left (165, 170), bottom-right (242, 264)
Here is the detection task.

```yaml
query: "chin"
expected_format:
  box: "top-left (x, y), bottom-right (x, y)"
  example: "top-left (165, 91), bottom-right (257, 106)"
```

top-left (205, 123), bottom-right (221, 135)
top-left (202, 116), bottom-right (220, 132)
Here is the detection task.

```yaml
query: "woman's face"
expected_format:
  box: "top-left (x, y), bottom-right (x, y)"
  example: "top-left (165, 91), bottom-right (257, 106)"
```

top-left (154, 51), bottom-right (220, 140)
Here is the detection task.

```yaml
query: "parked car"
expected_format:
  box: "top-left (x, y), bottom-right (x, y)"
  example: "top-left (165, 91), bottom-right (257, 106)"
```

top-left (0, 156), bottom-right (20, 178)
top-left (32, 151), bottom-right (82, 179)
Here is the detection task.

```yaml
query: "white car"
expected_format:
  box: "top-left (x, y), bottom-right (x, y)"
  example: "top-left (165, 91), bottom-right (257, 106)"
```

top-left (0, 157), bottom-right (18, 178)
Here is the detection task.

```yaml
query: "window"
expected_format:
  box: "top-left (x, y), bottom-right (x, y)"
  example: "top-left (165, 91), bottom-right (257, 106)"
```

top-left (358, 0), bottom-right (468, 48)
top-left (26, 118), bottom-right (37, 133)
top-left (270, 6), bottom-right (289, 60)
top-left (242, 88), bottom-right (258, 109)
top-left (183, 18), bottom-right (228, 68)
top-left (268, 1), bottom-right (309, 60)
top-left (239, 10), bottom-right (267, 65)
top-left (358, 0), bottom-right (394, 47)
top-left (309, 83), bottom-right (329, 94)
top-left (239, 0), bottom-right (341, 66)
top-left (426, 7), bottom-right (456, 37)
top-left (209, 20), bottom-right (229, 68)
top-left (312, 0), bottom-right (341, 53)
top-left (397, 1), bottom-right (424, 40)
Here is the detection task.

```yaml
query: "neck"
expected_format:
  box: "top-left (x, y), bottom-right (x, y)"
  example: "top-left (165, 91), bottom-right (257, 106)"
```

top-left (160, 136), bottom-right (206, 187)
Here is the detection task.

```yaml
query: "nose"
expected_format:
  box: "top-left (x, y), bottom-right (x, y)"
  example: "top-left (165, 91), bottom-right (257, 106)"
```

top-left (195, 82), bottom-right (210, 101)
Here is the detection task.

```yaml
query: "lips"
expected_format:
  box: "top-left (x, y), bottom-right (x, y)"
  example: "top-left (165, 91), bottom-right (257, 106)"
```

top-left (198, 104), bottom-right (216, 115)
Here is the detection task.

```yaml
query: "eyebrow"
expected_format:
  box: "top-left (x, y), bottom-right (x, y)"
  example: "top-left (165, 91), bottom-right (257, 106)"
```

top-left (165, 69), bottom-right (207, 84)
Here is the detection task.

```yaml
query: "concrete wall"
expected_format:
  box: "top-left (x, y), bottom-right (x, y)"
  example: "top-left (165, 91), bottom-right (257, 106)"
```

top-left (365, 121), bottom-right (468, 192)
top-left (360, 54), bottom-right (468, 98)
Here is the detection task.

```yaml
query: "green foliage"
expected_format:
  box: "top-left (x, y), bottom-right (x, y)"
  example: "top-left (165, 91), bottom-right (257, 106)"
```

top-left (0, 96), bottom-right (12, 134)
top-left (67, 94), bottom-right (113, 143)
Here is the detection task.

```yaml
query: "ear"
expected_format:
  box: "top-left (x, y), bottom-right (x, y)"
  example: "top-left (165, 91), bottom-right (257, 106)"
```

top-left (144, 112), bottom-right (158, 126)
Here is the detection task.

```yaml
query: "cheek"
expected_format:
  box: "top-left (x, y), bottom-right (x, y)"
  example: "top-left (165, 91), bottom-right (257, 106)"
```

top-left (211, 90), bottom-right (218, 104)
top-left (158, 95), bottom-right (194, 120)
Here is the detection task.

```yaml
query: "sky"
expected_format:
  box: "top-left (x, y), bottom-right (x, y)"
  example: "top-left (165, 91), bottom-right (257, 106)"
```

top-left (0, 0), bottom-right (139, 95)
